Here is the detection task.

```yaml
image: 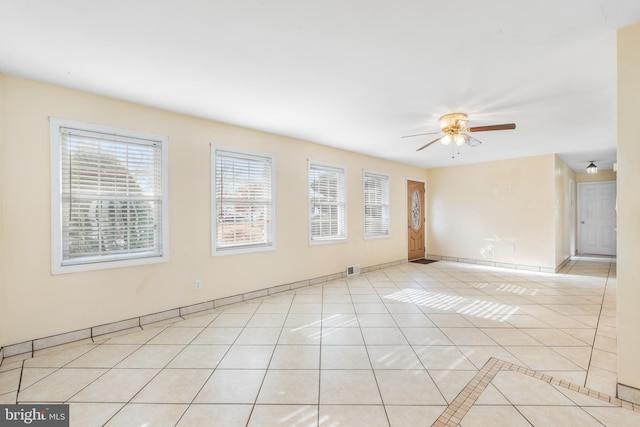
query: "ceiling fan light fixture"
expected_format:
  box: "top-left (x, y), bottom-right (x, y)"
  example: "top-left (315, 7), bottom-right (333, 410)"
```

top-left (441, 134), bottom-right (453, 145)
top-left (465, 135), bottom-right (482, 147)
top-left (587, 162), bottom-right (598, 174)
top-left (455, 134), bottom-right (467, 146)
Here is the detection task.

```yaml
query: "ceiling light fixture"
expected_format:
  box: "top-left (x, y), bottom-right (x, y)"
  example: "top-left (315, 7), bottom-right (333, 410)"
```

top-left (586, 161), bottom-right (598, 174)
top-left (440, 113), bottom-right (469, 155)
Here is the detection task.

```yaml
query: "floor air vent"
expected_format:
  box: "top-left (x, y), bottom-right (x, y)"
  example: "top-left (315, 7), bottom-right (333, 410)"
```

top-left (347, 265), bottom-right (360, 276)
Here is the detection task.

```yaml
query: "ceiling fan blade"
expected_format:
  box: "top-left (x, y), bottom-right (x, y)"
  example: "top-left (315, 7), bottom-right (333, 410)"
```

top-left (467, 123), bottom-right (516, 132)
top-left (416, 137), bottom-right (442, 151)
top-left (401, 131), bottom-right (441, 139)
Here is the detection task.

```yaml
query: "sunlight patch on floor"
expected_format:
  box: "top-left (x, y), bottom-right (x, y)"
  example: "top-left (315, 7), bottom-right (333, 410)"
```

top-left (384, 289), bottom-right (519, 321)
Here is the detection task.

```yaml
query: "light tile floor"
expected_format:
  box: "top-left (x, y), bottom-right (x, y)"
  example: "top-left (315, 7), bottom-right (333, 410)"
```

top-left (2, 256), bottom-right (639, 426)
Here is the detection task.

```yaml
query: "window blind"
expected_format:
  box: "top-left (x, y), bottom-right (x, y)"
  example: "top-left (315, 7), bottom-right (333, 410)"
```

top-left (59, 127), bottom-right (164, 265)
top-left (214, 150), bottom-right (273, 251)
top-left (309, 163), bottom-right (346, 241)
top-left (364, 171), bottom-right (390, 237)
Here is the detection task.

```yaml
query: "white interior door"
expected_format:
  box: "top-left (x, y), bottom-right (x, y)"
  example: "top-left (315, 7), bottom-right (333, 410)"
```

top-left (578, 181), bottom-right (616, 255)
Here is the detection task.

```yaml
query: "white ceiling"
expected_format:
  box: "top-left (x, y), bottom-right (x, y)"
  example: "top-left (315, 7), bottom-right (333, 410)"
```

top-left (2, 0), bottom-right (639, 171)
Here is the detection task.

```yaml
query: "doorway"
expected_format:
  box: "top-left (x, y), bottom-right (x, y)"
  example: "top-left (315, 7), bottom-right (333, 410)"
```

top-left (407, 180), bottom-right (425, 260)
top-left (578, 181), bottom-right (617, 256)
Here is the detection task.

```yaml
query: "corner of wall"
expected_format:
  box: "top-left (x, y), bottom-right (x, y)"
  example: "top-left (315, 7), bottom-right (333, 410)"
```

top-left (617, 20), bottom-right (640, 397)
top-left (0, 73), bottom-right (6, 350)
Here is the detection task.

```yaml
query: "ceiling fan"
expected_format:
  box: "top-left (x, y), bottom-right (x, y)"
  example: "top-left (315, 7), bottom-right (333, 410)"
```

top-left (402, 113), bottom-right (516, 154)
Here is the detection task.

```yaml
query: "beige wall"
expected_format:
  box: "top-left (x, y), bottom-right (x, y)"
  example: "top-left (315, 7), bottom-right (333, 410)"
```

top-left (425, 155), bottom-right (558, 269)
top-left (575, 170), bottom-right (617, 183)
top-left (0, 75), bottom-right (427, 347)
top-left (617, 22), bottom-right (640, 394)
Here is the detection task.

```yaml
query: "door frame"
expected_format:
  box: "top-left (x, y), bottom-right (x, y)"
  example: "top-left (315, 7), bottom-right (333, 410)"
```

top-left (406, 177), bottom-right (427, 260)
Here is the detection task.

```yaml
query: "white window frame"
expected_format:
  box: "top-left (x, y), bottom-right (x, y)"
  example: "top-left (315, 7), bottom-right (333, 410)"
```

top-left (50, 118), bottom-right (169, 274)
top-left (308, 161), bottom-right (347, 245)
top-left (211, 146), bottom-right (276, 256)
top-left (363, 170), bottom-right (391, 239)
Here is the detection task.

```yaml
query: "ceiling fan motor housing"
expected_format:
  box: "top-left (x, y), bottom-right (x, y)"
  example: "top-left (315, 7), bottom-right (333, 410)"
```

top-left (439, 113), bottom-right (469, 133)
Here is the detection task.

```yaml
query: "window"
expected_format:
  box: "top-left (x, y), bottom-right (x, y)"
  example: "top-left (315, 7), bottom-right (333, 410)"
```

top-left (212, 148), bottom-right (275, 255)
top-left (50, 118), bottom-right (168, 274)
top-left (364, 171), bottom-right (390, 238)
top-left (309, 162), bottom-right (347, 243)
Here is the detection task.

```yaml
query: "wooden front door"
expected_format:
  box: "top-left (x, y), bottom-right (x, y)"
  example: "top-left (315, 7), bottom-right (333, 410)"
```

top-left (407, 180), bottom-right (425, 260)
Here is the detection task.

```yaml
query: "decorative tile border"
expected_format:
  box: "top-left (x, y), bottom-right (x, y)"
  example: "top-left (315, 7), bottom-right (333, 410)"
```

top-left (0, 259), bottom-right (405, 363)
top-left (432, 357), bottom-right (504, 426)
top-left (432, 357), bottom-right (640, 427)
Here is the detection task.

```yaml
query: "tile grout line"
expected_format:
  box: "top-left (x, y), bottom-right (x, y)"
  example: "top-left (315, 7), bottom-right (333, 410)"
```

top-left (316, 284), bottom-right (325, 427)
top-left (244, 295), bottom-right (295, 426)
top-left (92, 320), bottom-right (211, 425)
top-left (350, 273), bottom-right (393, 427)
top-left (168, 308), bottom-right (228, 427)
top-left (15, 339), bottom-right (109, 404)
top-left (74, 313), bottom-right (220, 424)
top-left (584, 259), bottom-right (614, 389)
top-left (390, 272), bottom-right (453, 409)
